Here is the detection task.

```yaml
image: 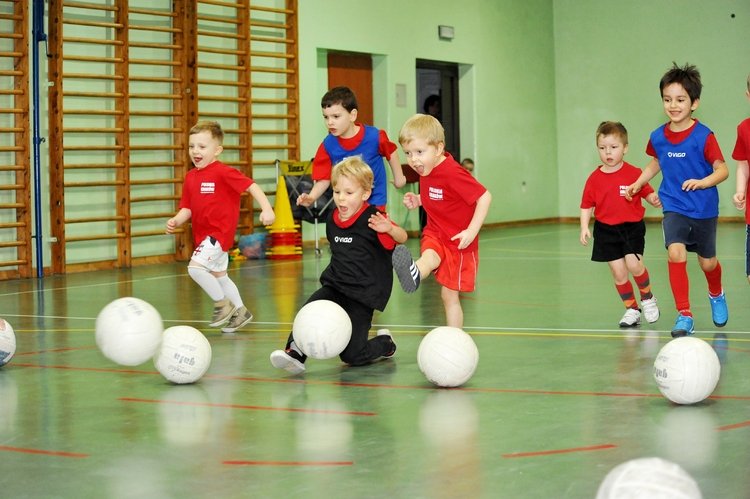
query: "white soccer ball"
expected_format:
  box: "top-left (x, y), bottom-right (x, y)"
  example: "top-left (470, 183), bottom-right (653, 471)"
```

top-left (0, 318), bottom-right (16, 367)
top-left (653, 336), bottom-right (721, 405)
top-left (292, 300), bottom-right (352, 360)
top-left (417, 326), bottom-right (479, 388)
top-left (95, 297), bottom-right (164, 366)
top-left (596, 457), bottom-right (702, 498)
top-left (154, 326), bottom-right (212, 384)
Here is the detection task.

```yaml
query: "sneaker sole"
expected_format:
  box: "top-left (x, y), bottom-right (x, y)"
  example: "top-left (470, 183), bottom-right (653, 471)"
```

top-left (671, 328), bottom-right (694, 338)
top-left (270, 351), bottom-right (305, 375)
top-left (221, 314), bottom-right (254, 333)
top-left (392, 246), bottom-right (418, 293)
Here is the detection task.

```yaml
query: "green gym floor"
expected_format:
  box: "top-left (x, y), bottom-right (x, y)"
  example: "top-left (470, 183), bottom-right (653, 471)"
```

top-left (1, 222), bottom-right (749, 498)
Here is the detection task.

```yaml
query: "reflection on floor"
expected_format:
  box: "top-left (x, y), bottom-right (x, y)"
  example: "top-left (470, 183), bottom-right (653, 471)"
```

top-left (1, 223), bottom-right (749, 498)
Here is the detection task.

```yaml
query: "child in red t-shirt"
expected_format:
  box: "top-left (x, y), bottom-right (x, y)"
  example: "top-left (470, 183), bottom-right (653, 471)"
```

top-left (392, 114), bottom-right (492, 328)
top-left (732, 73), bottom-right (750, 284)
top-left (580, 121), bottom-right (662, 327)
top-left (166, 121), bottom-right (275, 333)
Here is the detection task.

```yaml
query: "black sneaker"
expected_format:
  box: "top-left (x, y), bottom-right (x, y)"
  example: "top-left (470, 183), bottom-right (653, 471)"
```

top-left (377, 329), bottom-right (396, 359)
top-left (392, 245), bottom-right (420, 293)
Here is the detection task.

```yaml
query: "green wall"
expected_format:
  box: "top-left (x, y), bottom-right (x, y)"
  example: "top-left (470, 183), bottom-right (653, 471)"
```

top-left (297, 0), bottom-right (558, 229)
top-left (297, 0), bottom-right (750, 228)
top-left (554, 0), bottom-right (750, 219)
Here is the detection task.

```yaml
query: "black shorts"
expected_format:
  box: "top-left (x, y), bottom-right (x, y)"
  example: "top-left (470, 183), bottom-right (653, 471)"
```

top-left (591, 220), bottom-right (646, 262)
top-left (662, 211), bottom-right (717, 258)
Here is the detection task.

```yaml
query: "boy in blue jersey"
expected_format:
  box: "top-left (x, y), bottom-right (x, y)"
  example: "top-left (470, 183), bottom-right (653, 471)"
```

top-left (626, 63), bottom-right (729, 337)
top-left (298, 86), bottom-right (406, 211)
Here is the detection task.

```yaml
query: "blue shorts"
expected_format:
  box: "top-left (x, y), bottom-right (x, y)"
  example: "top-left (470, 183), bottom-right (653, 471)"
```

top-left (661, 212), bottom-right (717, 258)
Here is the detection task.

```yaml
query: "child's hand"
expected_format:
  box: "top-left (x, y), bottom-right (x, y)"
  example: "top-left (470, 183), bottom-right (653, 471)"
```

top-left (166, 218), bottom-right (179, 234)
top-left (368, 212), bottom-right (393, 233)
top-left (681, 178), bottom-right (706, 191)
top-left (733, 192), bottom-right (746, 210)
top-left (450, 228), bottom-right (478, 250)
top-left (646, 192), bottom-right (662, 208)
top-left (624, 183), bottom-right (640, 201)
top-left (259, 208), bottom-right (275, 226)
top-left (579, 228), bottom-right (591, 246)
top-left (297, 193), bottom-right (314, 207)
top-left (391, 173), bottom-right (407, 189)
top-left (403, 192), bottom-right (421, 209)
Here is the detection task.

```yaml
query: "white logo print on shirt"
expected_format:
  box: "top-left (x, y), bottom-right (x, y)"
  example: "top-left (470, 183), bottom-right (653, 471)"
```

top-left (200, 182), bottom-right (215, 194)
top-left (429, 187), bottom-right (443, 201)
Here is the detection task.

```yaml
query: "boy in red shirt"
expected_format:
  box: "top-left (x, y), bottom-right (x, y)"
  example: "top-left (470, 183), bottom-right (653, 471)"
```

top-left (580, 121), bottom-right (662, 327)
top-left (392, 114), bottom-right (492, 328)
top-left (167, 121), bottom-right (275, 333)
top-left (732, 73), bottom-right (750, 284)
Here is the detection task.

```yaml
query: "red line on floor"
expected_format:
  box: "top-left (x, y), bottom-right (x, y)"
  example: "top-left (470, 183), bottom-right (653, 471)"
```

top-left (14, 363), bottom-right (750, 401)
top-left (223, 460), bottom-right (353, 467)
top-left (717, 420), bottom-right (750, 431)
top-left (502, 443), bottom-right (616, 459)
top-left (119, 397), bottom-right (377, 417)
top-left (15, 346), bottom-right (98, 356)
top-left (0, 445), bottom-right (88, 458)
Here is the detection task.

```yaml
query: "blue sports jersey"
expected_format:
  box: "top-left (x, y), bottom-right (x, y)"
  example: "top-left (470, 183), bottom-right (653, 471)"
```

top-left (650, 122), bottom-right (718, 219)
top-left (323, 125), bottom-right (387, 206)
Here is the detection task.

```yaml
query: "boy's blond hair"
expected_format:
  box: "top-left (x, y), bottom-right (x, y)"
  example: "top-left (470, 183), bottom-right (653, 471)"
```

top-left (189, 120), bottom-right (224, 144)
top-left (398, 113), bottom-right (445, 147)
top-left (331, 157), bottom-right (374, 191)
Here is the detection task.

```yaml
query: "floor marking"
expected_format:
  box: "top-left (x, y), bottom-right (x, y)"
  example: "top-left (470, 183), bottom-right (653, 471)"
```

top-left (502, 443), bottom-right (616, 458)
top-left (223, 460), bottom-right (353, 467)
top-left (13, 362), bottom-right (750, 400)
top-left (0, 445), bottom-right (88, 458)
top-left (119, 397), bottom-right (377, 417)
top-left (717, 420), bottom-right (750, 431)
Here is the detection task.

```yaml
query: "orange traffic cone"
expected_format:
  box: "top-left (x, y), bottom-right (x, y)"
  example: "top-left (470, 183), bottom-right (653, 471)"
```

top-left (268, 176), bottom-right (298, 232)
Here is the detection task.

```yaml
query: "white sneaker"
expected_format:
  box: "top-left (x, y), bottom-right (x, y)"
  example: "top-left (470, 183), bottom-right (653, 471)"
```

top-left (619, 308), bottom-right (641, 328)
top-left (270, 349), bottom-right (305, 375)
top-left (640, 297), bottom-right (660, 323)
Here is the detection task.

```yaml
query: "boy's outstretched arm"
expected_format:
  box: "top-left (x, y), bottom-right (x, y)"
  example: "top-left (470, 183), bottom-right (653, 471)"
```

top-left (388, 152), bottom-right (406, 188)
top-left (247, 183), bottom-right (276, 226)
top-left (734, 160), bottom-right (749, 210)
top-left (625, 158), bottom-right (661, 200)
top-left (298, 179), bottom-right (331, 207)
top-left (166, 207), bottom-right (191, 233)
top-left (451, 190), bottom-right (492, 250)
top-left (682, 159), bottom-right (729, 191)
top-left (368, 212), bottom-right (407, 244)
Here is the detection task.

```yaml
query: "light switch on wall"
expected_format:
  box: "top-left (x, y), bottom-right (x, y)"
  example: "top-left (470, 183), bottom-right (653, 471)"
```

top-left (395, 83), bottom-right (406, 107)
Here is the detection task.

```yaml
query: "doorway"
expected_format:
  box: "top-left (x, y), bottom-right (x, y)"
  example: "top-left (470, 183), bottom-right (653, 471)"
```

top-left (416, 59), bottom-right (460, 159)
top-left (326, 52), bottom-right (373, 124)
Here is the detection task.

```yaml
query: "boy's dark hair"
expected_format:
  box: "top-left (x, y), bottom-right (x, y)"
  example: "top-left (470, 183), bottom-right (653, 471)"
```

top-left (596, 121), bottom-right (628, 145)
top-left (660, 62), bottom-right (702, 102)
top-left (321, 86), bottom-right (358, 112)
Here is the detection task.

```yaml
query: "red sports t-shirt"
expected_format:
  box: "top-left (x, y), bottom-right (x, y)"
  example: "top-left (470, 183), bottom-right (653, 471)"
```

top-left (580, 162), bottom-right (654, 225)
top-left (732, 118), bottom-right (750, 223)
top-left (179, 161), bottom-right (253, 250)
top-left (420, 153), bottom-right (487, 252)
top-left (312, 124), bottom-right (398, 181)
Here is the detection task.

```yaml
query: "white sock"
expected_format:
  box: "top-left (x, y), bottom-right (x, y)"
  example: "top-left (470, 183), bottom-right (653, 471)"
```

top-left (187, 266), bottom-right (224, 301)
top-left (218, 275), bottom-right (243, 308)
